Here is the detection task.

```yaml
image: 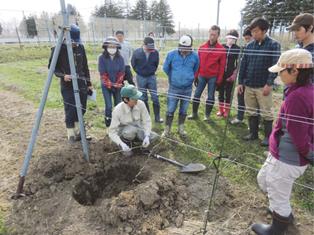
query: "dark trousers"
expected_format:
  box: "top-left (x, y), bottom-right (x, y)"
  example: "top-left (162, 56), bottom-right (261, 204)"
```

top-left (124, 65), bottom-right (134, 85)
top-left (61, 80), bottom-right (87, 128)
top-left (237, 87), bottom-right (246, 121)
top-left (218, 80), bottom-right (234, 104)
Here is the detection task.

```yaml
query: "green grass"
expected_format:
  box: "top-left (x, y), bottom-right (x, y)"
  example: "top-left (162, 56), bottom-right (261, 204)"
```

top-left (0, 44), bottom-right (51, 64)
top-left (0, 214), bottom-right (8, 235)
top-left (0, 59), bottom-right (63, 108)
top-left (0, 44), bottom-right (313, 214)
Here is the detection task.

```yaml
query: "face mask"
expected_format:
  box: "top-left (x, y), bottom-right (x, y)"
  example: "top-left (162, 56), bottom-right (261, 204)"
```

top-left (107, 48), bottom-right (117, 55)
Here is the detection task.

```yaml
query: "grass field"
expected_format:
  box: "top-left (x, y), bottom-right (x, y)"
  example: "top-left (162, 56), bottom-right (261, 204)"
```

top-left (0, 43), bottom-right (313, 232)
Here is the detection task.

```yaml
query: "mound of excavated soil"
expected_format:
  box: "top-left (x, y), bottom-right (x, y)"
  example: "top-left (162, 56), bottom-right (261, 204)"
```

top-left (7, 138), bottom-right (223, 235)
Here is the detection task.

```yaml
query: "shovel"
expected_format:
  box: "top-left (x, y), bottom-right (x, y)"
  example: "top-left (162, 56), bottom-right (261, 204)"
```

top-left (149, 152), bottom-right (206, 173)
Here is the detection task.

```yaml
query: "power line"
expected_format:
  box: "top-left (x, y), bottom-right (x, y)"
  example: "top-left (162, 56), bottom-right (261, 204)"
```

top-left (50, 75), bottom-right (314, 125)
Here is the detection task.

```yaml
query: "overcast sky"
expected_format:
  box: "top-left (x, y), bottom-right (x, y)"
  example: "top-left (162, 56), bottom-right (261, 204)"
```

top-left (0, 0), bottom-right (246, 30)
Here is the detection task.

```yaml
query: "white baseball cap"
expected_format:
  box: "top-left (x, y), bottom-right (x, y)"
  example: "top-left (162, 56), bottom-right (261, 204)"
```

top-left (179, 35), bottom-right (193, 47)
top-left (268, 48), bottom-right (313, 73)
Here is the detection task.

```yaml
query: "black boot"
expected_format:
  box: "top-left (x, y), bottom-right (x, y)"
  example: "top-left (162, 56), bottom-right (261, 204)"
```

top-left (162, 115), bottom-right (174, 137)
top-left (178, 114), bottom-right (187, 137)
top-left (105, 117), bottom-right (112, 127)
top-left (243, 116), bottom-right (259, 141)
top-left (187, 101), bottom-right (199, 120)
top-left (252, 211), bottom-right (290, 235)
top-left (261, 120), bottom-right (273, 147)
top-left (204, 104), bottom-right (213, 122)
top-left (153, 104), bottom-right (163, 123)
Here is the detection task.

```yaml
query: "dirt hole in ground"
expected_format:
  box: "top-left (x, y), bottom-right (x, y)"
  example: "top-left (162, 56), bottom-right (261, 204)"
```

top-left (72, 163), bottom-right (151, 206)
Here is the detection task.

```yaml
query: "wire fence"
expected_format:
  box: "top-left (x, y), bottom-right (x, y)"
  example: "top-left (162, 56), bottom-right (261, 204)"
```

top-left (0, 8), bottom-right (298, 49)
top-left (64, 76), bottom-right (314, 126)
top-left (30, 73), bottom-right (314, 193)
top-left (59, 96), bottom-right (314, 192)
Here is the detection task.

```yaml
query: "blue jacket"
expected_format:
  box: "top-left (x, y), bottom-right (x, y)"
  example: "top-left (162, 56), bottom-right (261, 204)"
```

top-left (98, 53), bottom-right (125, 82)
top-left (131, 48), bottom-right (159, 77)
top-left (163, 50), bottom-right (199, 89)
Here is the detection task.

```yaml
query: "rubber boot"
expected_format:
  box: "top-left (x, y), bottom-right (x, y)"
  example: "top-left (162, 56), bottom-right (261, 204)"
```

top-left (74, 122), bottom-right (81, 141)
top-left (178, 114), bottom-right (187, 137)
top-left (261, 120), bottom-right (273, 147)
top-left (223, 103), bottom-right (230, 118)
top-left (67, 128), bottom-right (76, 143)
top-left (204, 104), bottom-right (213, 122)
top-left (153, 104), bottom-right (163, 123)
top-left (74, 122), bottom-right (92, 141)
top-left (187, 101), bottom-right (199, 120)
top-left (105, 117), bottom-right (112, 127)
top-left (74, 122), bottom-right (80, 136)
top-left (251, 211), bottom-right (290, 235)
top-left (243, 116), bottom-right (259, 140)
top-left (162, 115), bottom-right (174, 137)
top-left (216, 102), bottom-right (225, 117)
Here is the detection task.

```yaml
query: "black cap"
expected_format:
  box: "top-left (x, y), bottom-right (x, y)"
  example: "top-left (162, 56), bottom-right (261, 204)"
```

top-left (143, 36), bottom-right (155, 50)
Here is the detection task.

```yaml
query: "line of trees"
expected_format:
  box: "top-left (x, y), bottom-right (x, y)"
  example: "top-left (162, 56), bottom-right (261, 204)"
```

top-left (14, 0), bottom-right (175, 38)
top-left (93, 0), bottom-right (175, 35)
top-left (10, 0), bottom-right (313, 39)
top-left (242, 0), bottom-right (314, 34)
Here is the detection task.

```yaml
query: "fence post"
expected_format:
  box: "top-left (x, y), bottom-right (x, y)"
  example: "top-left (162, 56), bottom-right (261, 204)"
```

top-left (15, 27), bottom-right (22, 48)
top-left (45, 18), bottom-right (52, 44)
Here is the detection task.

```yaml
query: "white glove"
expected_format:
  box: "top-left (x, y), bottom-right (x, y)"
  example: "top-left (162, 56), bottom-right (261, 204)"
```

top-left (142, 135), bottom-right (150, 148)
top-left (120, 142), bottom-right (131, 152)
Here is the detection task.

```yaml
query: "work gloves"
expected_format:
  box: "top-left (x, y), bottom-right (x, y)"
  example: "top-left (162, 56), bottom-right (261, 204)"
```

top-left (101, 72), bottom-right (125, 89)
top-left (120, 142), bottom-right (133, 157)
top-left (142, 135), bottom-right (150, 148)
top-left (114, 72), bottom-right (125, 88)
top-left (101, 73), bottom-right (112, 89)
top-left (120, 142), bottom-right (130, 152)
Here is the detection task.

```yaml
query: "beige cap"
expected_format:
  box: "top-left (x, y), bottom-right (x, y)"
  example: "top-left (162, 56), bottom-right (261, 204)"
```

top-left (268, 48), bottom-right (313, 73)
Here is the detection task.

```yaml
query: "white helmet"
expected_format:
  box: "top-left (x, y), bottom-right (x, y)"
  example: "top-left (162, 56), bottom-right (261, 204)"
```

top-left (179, 35), bottom-right (193, 47)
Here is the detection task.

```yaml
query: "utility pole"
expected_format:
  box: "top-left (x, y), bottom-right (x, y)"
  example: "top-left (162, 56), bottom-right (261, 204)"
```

top-left (216, 0), bottom-right (221, 25)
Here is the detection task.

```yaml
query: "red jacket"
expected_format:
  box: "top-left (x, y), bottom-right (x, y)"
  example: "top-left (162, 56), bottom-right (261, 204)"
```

top-left (196, 41), bottom-right (226, 85)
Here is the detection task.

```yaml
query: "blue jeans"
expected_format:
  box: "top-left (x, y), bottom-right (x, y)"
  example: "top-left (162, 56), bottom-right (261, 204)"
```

top-left (167, 86), bottom-right (192, 116)
top-left (193, 76), bottom-right (217, 116)
top-left (136, 75), bottom-right (160, 108)
top-left (101, 84), bottom-right (121, 118)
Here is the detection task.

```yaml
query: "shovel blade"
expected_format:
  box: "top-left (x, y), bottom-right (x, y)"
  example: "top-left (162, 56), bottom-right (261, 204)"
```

top-left (180, 163), bottom-right (206, 173)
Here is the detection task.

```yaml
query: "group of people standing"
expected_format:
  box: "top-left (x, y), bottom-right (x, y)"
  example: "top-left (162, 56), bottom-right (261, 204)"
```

top-left (49, 12), bottom-right (314, 235)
